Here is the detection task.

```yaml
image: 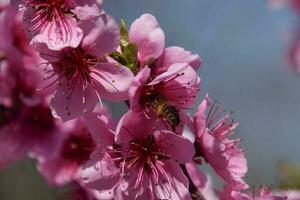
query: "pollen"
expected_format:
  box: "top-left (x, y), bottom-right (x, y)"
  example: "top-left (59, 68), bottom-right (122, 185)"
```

top-left (70, 142), bottom-right (78, 149)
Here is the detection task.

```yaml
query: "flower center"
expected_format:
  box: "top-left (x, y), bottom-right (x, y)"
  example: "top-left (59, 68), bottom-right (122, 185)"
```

top-left (23, 104), bottom-right (55, 131)
top-left (61, 130), bottom-right (95, 164)
top-left (0, 105), bottom-right (20, 128)
top-left (126, 135), bottom-right (167, 171)
top-left (27, 0), bottom-right (76, 32)
top-left (115, 134), bottom-right (174, 197)
top-left (54, 48), bottom-right (100, 88)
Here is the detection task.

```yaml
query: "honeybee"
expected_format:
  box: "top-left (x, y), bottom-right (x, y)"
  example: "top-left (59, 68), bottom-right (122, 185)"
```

top-left (145, 92), bottom-right (180, 131)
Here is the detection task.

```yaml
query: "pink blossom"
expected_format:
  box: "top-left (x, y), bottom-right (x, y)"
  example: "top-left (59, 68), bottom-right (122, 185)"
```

top-left (0, 5), bottom-right (45, 107)
top-left (0, 5), bottom-right (34, 66)
top-left (268, 0), bottom-right (300, 13)
top-left (36, 107), bottom-right (113, 186)
top-left (129, 63), bottom-right (200, 130)
top-left (37, 118), bottom-right (96, 186)
top-left (81, 111), bottom-right (195, 199)
top-left (0, 102), bottom-right (61, 168)
top-left (192, 94), bottom-right (248, 190)
top-left (128, 14), bottom-right (201, 74)
top-left (289, 0), bottom-right (300, 12)
top-left (125, 14), bottom-right (200, 130)
top-left (12, 0), bottom-right (105, 50)
top-left (36, 12), bottom-right (134, 121)
top-left (288, 29), bottom-right (300, 74)
top-left (0, 59), bottom-right (45, 108)
top-left (0, 6), bottom-right (58, 168)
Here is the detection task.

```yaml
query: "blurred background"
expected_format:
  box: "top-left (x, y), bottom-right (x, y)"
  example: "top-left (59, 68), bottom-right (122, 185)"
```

top-left (1, 0), bottom-right (300, 199)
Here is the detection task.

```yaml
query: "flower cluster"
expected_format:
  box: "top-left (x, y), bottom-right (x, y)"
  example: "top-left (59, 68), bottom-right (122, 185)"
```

top-left (0, 1), bottom-right (296, 200)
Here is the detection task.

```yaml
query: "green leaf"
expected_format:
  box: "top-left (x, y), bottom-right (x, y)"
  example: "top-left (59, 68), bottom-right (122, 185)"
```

top-left (123, 43), bottom-right (138, 73)
top-left (119, 19), bottom-right (138, 73)
top-left (278, 163), bottom-right (300, 189)
top-left (120, 19), bottom-right (129, 47)
top-left (109, 19), bottom-right (139, 74)
top-left (109, 51), bottom-right (127, 66)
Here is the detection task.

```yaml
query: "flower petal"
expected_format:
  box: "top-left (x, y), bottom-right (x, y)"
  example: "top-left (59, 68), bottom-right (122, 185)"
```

top-left (37, 156), bottom-right (77, 186)
top-left (80, 13), bottom-right (119, 57)
top-left (216, 185), bottom-right (252, 200)
top-left (185, 163), bottom-right (218, 200)
top-left (194, 94), bottom-right (210, 137)
top-left (149, 63), bottom-right (200, 109)
top-left (31, 18), bottom-right (83, 51)
top-left (129, 14), bottom-right (165, 63)
top-left (80, 152), bottom-right (120, 192)
top-left (115, 111), bottom-right (157, 144)
top-left (83, 112), bottom-right (115, 147)
top-left (128, 66), bottom-right (151, 112)
top-left (91, 63), bottom-right (134, 101)
top-left (155, 130), bottom-right (195, 163)
top-left (156, 160), bottom-right (191, 200)
top-left (73, 0), bottom-right (102, 20)
top-left (0, 125), bottom-right (27, 168)
top-left (156, 46), bottom-right (201, 74)
top-left (201, 130), bottom-right (248, 190)
top-left (50, 79), bottom-right (98, 122)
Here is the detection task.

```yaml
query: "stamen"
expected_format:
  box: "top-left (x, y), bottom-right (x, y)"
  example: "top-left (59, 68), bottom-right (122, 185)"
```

top-left (202, 98), bottom-right (239, 147)
top-left (162, 72), bottom-right (185, 84)
top-left (24, 0), bottom-right (78, 44)
top-left (116, 132), bottom-right (173, 198)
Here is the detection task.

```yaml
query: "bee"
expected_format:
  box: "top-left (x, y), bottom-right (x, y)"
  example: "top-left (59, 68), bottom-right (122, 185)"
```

top-left (145, 92), bottom-right (180, 131)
